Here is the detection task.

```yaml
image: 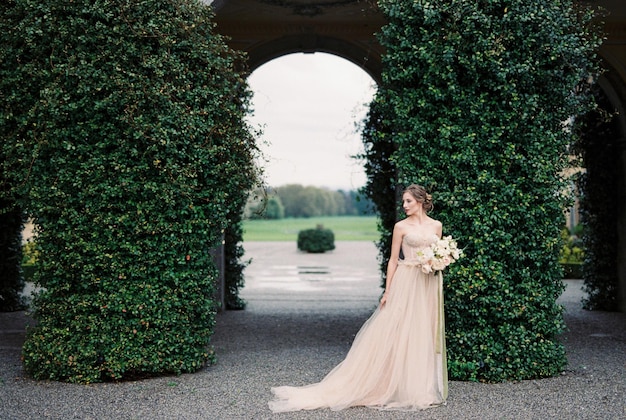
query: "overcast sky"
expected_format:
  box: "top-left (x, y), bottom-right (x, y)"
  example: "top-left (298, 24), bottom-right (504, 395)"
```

top-left (247, 53), bottom-right (377, 191)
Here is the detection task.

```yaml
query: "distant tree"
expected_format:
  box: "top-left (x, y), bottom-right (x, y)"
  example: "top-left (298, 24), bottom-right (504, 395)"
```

top-left (348, 189), bottom-right (376, 216)
top-left (244, 188), bottom-right (284, 219)
top-left (272, 184), bottom-right (375, 218)
top-left (264, 195), bottom-right (285, 219)
top-left (275, 184), bottom-right (305, 217)
top-left (301, 186), bottom-right (324, 217)
top-left (330, 189), bottom-right (348, 215)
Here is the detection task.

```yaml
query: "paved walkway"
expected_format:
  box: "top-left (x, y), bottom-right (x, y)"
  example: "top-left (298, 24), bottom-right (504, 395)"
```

top-left (0, 241), bottom-right (625, 419)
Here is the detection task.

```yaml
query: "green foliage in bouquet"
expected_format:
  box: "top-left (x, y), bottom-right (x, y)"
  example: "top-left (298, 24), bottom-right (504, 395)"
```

top-left (369, 0), bottom-right (602, 381)
top-left (0, 0), bottom-right (259, 382)
top-left (297, 226), bottom-right (335, 253)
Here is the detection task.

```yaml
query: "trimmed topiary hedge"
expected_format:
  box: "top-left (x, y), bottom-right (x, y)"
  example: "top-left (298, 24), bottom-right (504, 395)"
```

top-left (297, 226), bottom-right (335, 253)
top-left (0, 0), bottom-right (259, 383)
top-left (366, 0), bottom-right (602, 382)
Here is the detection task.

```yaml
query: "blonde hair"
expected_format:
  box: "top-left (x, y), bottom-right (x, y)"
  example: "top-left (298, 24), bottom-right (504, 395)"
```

top-left (403, 184), bottom-right (433, 213)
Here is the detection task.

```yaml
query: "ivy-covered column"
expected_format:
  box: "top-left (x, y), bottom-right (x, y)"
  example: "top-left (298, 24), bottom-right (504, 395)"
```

top-left (372, 0), bottom-right (602, 381)
top-left (0, 0), bottom-right (259, 383)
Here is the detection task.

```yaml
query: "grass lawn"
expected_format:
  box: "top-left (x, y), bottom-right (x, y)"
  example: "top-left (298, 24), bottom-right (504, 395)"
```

top-left (242, 216), bottom-right (379, 241)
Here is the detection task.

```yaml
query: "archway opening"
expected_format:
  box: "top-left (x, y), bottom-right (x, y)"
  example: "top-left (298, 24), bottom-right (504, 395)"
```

top-left (240, 52), bottom-right (382, 308)
top-left (247, 52), bottom-right (376, 190)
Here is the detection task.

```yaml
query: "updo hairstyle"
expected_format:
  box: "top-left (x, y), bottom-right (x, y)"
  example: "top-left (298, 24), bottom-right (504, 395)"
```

top-left (403, 184), bottom-right (433, 213)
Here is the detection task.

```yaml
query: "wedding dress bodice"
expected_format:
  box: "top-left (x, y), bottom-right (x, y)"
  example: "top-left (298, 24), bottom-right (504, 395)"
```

top-left (401, 233), bottom-right (439, 262)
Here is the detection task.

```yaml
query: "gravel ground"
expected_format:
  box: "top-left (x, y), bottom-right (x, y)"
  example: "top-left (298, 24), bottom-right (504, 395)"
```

top-left (0, 241), bottom-right (624, 419)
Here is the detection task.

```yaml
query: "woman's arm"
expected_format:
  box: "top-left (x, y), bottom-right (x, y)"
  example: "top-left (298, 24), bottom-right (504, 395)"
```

top-left (380, 223), bottom-right (403, 307)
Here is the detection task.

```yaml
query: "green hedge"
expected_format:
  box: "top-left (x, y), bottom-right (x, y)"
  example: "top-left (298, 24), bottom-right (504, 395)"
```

top-left (224, 213), bottom-right (250, 310)
top-left (368, 0), bottom-right (602, 382)
top-left (0, 0), bottom-right (259, 382)
top-left (297, 227), bottom-right (335, 253)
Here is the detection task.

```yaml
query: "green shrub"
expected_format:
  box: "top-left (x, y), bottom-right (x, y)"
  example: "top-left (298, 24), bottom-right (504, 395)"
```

top-left (297, 226), bottom-right (335, 253)
top-left (264, 196), bottom-right (286, 220)
top-left (559, 227), bottom-right (583, 278)
top-left (369, 0), bottom-right (602, 382)
top-left (0, 0), bottom-right (259, 382)
top-left (560, 228), bottom-right (584, 265)
top-left (21, 240), bottom-right (38, 265)
top-left (20, 240), bottom-right (39, 286)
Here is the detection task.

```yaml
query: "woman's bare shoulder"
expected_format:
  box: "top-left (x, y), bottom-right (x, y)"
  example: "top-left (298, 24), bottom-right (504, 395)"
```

top-left (392, 219), bottom-right (410, 237)
top-left (394, 218), bottom-right (410, 230)
top-left (429, 218), bottom-right (443, 236)
top-left (430, 218), bottom-right (442, 228)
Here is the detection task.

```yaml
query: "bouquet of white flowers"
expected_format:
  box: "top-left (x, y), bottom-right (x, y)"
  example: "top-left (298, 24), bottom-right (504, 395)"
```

top-left (415, 235), bottom-right (462, 274)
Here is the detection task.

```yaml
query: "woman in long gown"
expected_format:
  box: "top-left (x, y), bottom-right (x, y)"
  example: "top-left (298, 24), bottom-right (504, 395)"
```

top-left (269, 184), bottom-right (449, 412)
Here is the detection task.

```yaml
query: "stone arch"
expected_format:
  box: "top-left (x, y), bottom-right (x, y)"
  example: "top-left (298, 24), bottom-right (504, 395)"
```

top-left (211, 0), bottom-right (386, 83)
top-left (242, 34), bottom-right (382, 83)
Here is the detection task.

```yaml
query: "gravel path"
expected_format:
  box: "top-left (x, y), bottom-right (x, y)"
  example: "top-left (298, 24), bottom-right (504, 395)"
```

top-left (0, 241), bottom-right (624, 419)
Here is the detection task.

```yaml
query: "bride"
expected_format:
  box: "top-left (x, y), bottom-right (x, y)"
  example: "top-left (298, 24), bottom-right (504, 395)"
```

top-left (269, 184), bottom-right (450, 412)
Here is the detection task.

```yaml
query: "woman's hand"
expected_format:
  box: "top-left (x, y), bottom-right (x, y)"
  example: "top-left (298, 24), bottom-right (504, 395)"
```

top-left (379, 293), bottom-right (389, 308)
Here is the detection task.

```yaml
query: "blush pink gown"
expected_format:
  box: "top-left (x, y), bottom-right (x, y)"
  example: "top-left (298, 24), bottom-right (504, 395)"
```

top-left (269, 233), bottom-right (448, 412)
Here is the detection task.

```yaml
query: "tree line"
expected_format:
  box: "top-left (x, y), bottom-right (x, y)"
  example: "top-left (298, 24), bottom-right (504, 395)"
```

top-left (245, 184), bottom-right (375, 219)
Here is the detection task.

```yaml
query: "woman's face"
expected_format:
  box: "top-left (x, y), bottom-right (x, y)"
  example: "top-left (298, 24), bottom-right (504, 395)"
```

top-left (402, 192), bottom-right (422, 216)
